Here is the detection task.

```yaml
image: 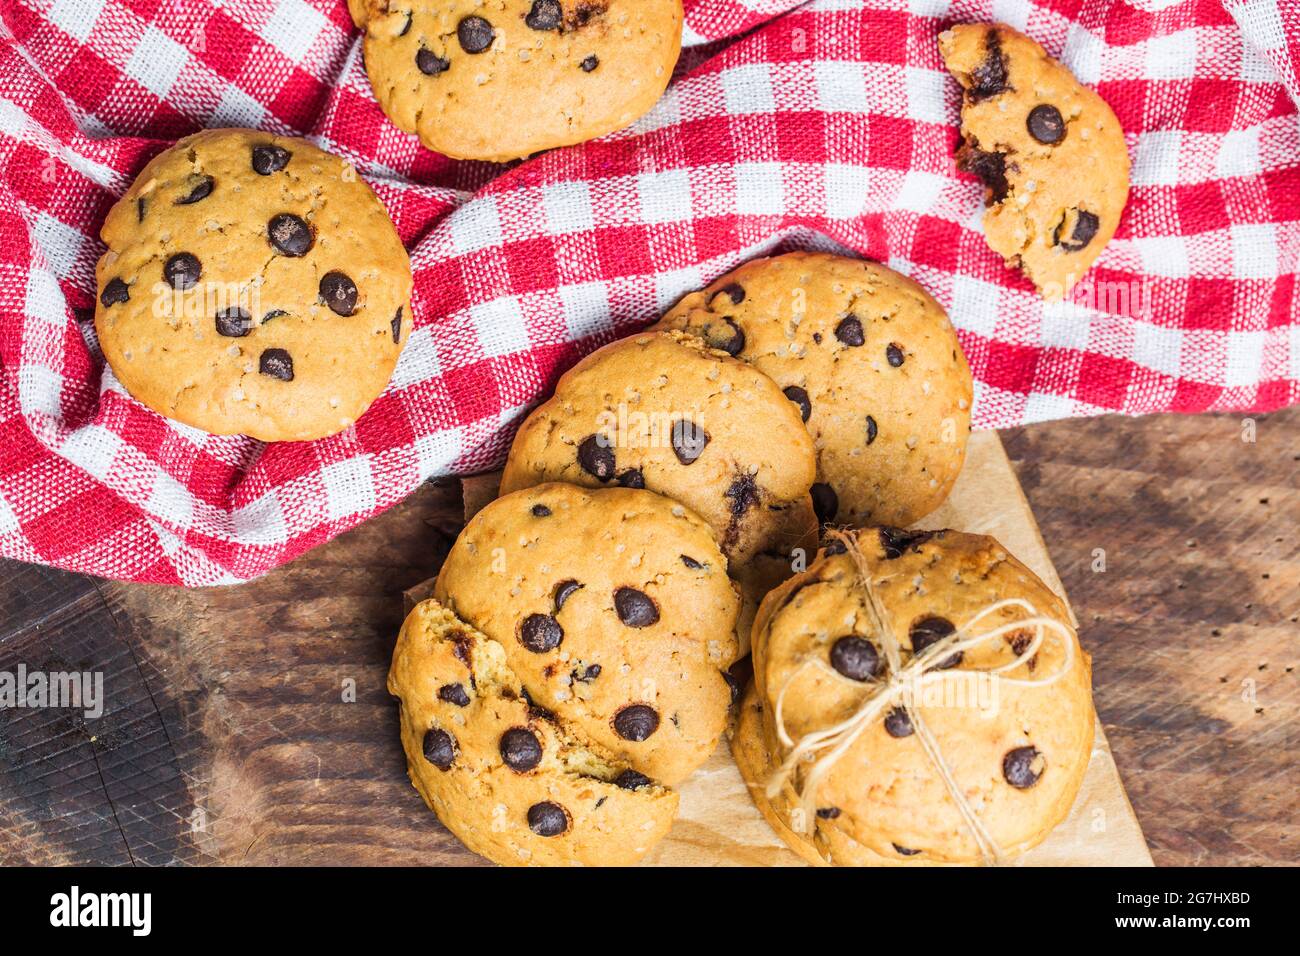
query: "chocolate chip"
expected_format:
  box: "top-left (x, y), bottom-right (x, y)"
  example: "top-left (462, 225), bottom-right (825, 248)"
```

top-left (438, 683), bottom-right (470, 707)
top-left (421, 728), bottom-right (455, 770)
top-left (784, 385), bottom-right (812, 422)
top-left (816, 807), bottom-right (841, 819)
top-left (910, 615), bottom-right (962, 669)
top-left (886, 343), bottom-right (905, 367)
top-left (830, 636), bottom-right (881, 681)
top-left (893, 843), bottom-right (921, 856)
top-left (613, 704), bottom-right (659, 741)
top-left (957, 144), bottom-right (1010, 204)
top-left (616, 468), bottom-right (644, 489)
top-left (527, 801), bottom-right (569, 836)
top-left (823, 537), bottom-right (847, 556)
top-left (398, 11), bottom-right (412, 35)
top-left (570, 2), bottom-right (602, 27)
top-left (680, 554), bottom-right (703, 569)
top-left (811, 482), bottom-right (838, 524)
top-left (884, 706), bottom-right (914, 738)
top-left (1027, 104), bottom-right (1066, 145)
top-left (865, 415), bottom-right (878, 444)
top-left (722, 668), bottom-right (742, 704)
top-left (100, 278), bottom-right (129, 307)
top-left (711, 318), bottom-right (746, 356)
top-left (878, 527), bottom-right (934, 559)
top-left (573, 663), bottom-right (601, 682)
top-left (1054, 209), bottom-right (1100, 251)
top-left (268, 213), bottom-right (314, 256)
top-left (416, 48), bottom-right (450, 75)
top-left (614, 769), bottom-right (650, 790)
top-left (457, 15), bottom-right (494, 53)
top-left (136, 197), bottom-right (147, 222)
top-left (577, 434), bottom-right (616, 480)
top-left (713, 282), bottom-right (746, 305)
top-left (671, 419), bottom-right (709, 464)
top-left (162, 253), bottom-right (201, 290)
top-left (258, 348), bottom-right (294, 381)
top-left (1003, 745), bottom-right (1044, 789)
top-left (251, 145), bottom-right (291, 174)
top-left (215, 307), bottom-right (251, 338)
top-left (262, 309), bottom-right (288, 324)
top-left (580, 55), bottom-right (599, 72)
top-left (614, 587), bottom-right (659, 628)
top-left (725, 473), bottom-right (759, 518)
top-left (968, 30), bottom-right (1009, 101)
top-left (391, 307), bottom-right (403, 344)
top-left (319, 271), bottom-right (358, 316)
top-left (525, 0), bottom-right (562, 30)
top-left (500, 727), bottom-right (543, 772)
top-left (519, 613), bottom-right (563, 653)
top-left (531, 504), bottom-right (552, 517)
top-left (553, 579), bottom-right (582, 612)
top-left (176, 175), bottom-right (214, 205)
top-left (834, 315), bottom-right (864, 346)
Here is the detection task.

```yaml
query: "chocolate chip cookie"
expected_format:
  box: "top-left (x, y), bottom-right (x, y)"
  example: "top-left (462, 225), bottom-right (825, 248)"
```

top-left (734, 528), bottom-right (1095, 865)
top-left (434, 481), bottom-right (741, 787)
top-left (390, 598), bottom-right (680, 865)
top-left (655, 253), bottom-right (972, 529)
top-left (94, 128), bottom-right (412, 442)
top-left (940, 24), bottom-right (1130, 299)
top-left (498, 330), bottom-right (819, 645)
top-left (361, 0), bottom-right (682, 161)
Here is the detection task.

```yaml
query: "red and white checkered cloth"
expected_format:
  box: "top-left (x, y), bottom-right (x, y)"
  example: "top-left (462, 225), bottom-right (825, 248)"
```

top-left (0, 0), bottom-right (1296, 585)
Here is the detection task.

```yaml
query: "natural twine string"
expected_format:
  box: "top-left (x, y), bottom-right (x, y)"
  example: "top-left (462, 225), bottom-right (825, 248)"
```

top-left (764, 528), bottom-right (1077, 865)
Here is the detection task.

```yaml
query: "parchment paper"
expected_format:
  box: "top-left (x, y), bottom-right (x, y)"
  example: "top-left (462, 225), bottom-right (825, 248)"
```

top-left (411, 430), bottom-right (1153, 866)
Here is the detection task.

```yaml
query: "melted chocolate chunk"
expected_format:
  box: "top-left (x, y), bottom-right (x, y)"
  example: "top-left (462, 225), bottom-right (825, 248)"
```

top-left (215, 307), bottom-right (251, 338)
top-left (438, 683), bottom-right (470, 707)
top-left (519, 613), bottom-right (563, 653)
top-left (725, 473), bottom-right (760, 518)
top-left (100, 277), bottom-right (129, 307)
top-left (552, 579), bottom-right (582, 612)
top-left (527, 801), bottom-right (569, 836)
top-left (176, 175), bottom-right (214, 205)
top-left (878, 527), bottom-right (935, 559)
top-left (1027, 104), bottom-right (1066, 145)
top-left (967, 30), bottom-right (1010, 101)
top-left (1054, 209), bottom-right (1100, 251)
top-left (577, 434), bottom-right (616, 480)
top-left (713, 282), bottom-right (746, 305)
top-left (457, 15), bottom-right (494, 53)
top-left (391, 307), bottom-right (403, 344)
top-left (613, 704), bottom-right (659, 741)
top-left (783, 385), bottom-right (812, 422)
top-left (810, 482), bottom-right (838, 525)
top-left (267, 213), bottom-right (314, 256)
top-left (671, 419), bottom-right (709, 464)
top-left (164, 252), bottom-right (201, 290)
top-left (421, 728), bottom-right (456, 770)
top-left (319, 271), bottom-right (358, 316)
top-left (252, 145), bottom-right (291, 174)
top-left (258, 348), bottom-right (294, 381)
top-left (614, 769), bottom-right (651, 791)
top-left (1003, 745), bottom-right (1044, 789)
top-left (417, 48), bottom-right (450, 75)
top-left (957, 143), bottom-right (1010, 204)
top-left (722, 668), bottom-right (742, 704)
top-left (500, 727), bottom-right (543, 772)
top-left (910, 615), bottom-right (962, 670)
top-left (614, 587), bottom-right (659, 628)
top-left (616, 468), bottom-right (644, 489)
top-left (830, 636), bottom-right (881, 682)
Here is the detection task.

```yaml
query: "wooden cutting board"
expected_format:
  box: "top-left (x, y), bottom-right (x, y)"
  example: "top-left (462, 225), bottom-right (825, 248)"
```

top-left (434, 430), bottom-right (1154, 866)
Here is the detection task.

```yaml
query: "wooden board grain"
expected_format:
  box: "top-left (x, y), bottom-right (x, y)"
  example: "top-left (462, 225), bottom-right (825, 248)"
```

top-left (0, 409), bottom-right (1295, 866)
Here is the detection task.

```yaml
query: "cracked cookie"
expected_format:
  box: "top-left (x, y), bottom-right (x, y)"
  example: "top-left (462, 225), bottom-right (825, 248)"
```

top-left (940, 23), bottom-right (1129, 299)
top-left (94, 128), bottom-right (411, 442)
top-left (655, 252), bottom-right (972, 528)
top-left (734, 527), bottom-right (1095, 865)
top-left (498, 330), bottom-right (819, 647)
top-left (433, 481), bottom-right (741, 787)
top-left (361, 0), bottom-right (682, 161)
top-left (391, 598), bottom-right (680, 865)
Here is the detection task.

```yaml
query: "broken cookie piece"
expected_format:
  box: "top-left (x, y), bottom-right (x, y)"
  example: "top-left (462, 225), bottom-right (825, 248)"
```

top-left (940, 23), bottom-right (1130, 300)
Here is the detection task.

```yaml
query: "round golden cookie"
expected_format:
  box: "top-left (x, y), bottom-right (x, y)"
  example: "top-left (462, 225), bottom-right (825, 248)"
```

top-left (362, 0), bottom-right (682, 162)
top-left (390, 599), bottom-right (679, 866)
top-left (940, 23), bottom-right (1130, 300)
top-left (735, 527), bottom-right (1095, 866)
top-left (499, 330), bottom-right (819, 642)
top-left (434, 481), bottom-right (740, 787)
top-left (655, 253), bottom-right (972, 529)
top-left (94, 128), bottom-right (412, 442)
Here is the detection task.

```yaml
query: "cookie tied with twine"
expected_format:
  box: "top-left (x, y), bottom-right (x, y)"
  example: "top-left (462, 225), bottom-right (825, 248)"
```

top-left (732, 527), bottom-right (1096, 866)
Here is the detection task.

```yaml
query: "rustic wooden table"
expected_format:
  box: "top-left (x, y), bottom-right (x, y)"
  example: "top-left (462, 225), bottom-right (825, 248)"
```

top-left (1, 408), bottom-right (1296, 866)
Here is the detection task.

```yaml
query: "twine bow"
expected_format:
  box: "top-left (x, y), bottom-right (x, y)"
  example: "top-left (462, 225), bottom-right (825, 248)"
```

top-left (765, 529), bottom-right (1077, 865)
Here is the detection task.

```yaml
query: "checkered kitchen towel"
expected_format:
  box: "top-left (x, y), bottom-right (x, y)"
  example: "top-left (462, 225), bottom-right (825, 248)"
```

top-left (0, 0), bottom-right (1296, 585)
